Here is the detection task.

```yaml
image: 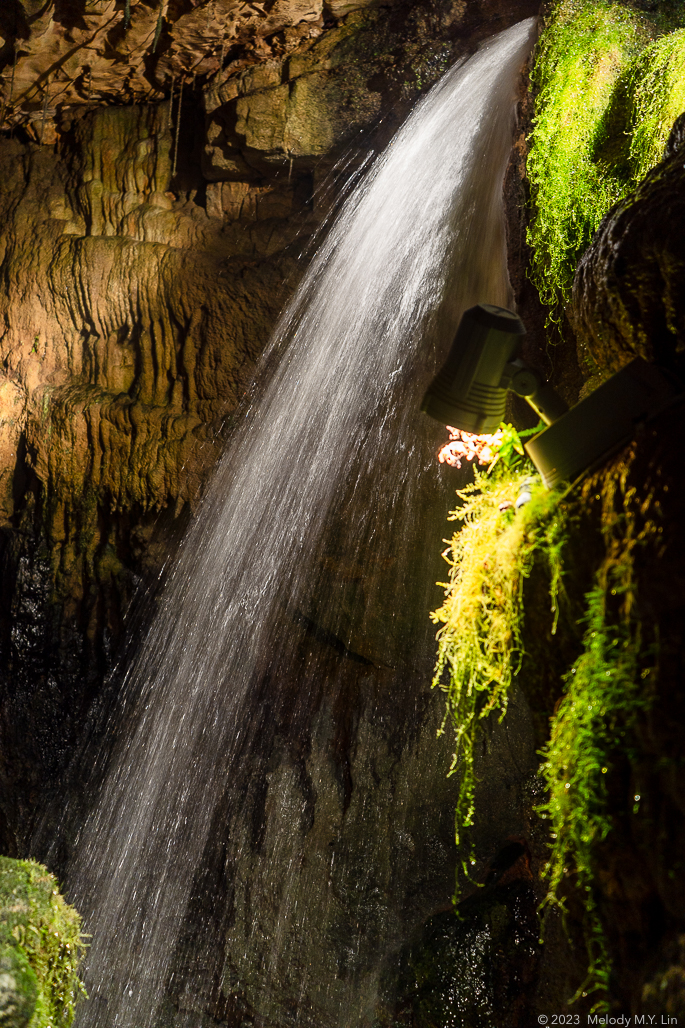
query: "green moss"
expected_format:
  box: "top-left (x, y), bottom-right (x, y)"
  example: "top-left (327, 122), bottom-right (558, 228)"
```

top-left (536, 487), bottom-right (655, 1009)
top-left (431, 467), bottom-right (567, 866)
top-left (627, 29), bottom-right (685, 183)
top-left (527, 0), bottom-right (685, 321)
top-left (0, 946), bottom-right (38, 1027)
top-left (536, 584), bottom-right (648, 1009)
top-left (0, 857), bottom-right (87, 1028)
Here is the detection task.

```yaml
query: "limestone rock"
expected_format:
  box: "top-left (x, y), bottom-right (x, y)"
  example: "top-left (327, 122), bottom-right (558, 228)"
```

top-left (0, 0), bottom-right (541, 855)
top-left (0, 102), bottom-right (305, 848)
top-left (0, 4), bottom-right (547, 1025)
top-left (0, 0), bottom-right (534, 146)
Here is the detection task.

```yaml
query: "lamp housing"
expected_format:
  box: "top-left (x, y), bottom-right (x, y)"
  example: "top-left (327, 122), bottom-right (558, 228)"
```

top-left (421, 304), bottom-right (526, 434)
top-left (525, 358), bottom-right (679, 488)
top-left (421, 304), bottom-right (567, 433)
top-left (421, 304), bottom-right (682, 488)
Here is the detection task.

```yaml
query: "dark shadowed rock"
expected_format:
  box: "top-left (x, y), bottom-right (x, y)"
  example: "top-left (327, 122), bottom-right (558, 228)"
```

top-left (572, 113), bottom-right (685, 379)
top-left (547, 114), bottom-right (685, 1014)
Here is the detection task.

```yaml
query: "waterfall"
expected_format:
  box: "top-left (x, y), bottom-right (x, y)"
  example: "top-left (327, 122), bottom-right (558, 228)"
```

top-left (68, 19), bottom-right (536, 1027)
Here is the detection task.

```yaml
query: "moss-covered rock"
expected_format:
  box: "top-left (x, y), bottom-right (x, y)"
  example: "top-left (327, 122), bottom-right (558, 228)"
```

top-left (0, 947), bottom-right (38, 1028)
top-left (526, 0), bottom-right (685, 320)
top-left (0, 857), bottom-right (85, 1028)
top-left (431, 120), bottom-right (685, 1011)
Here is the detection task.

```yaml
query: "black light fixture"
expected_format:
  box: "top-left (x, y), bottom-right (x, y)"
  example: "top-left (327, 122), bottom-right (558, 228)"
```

top-left (422, 304), bottom-right (681, 488)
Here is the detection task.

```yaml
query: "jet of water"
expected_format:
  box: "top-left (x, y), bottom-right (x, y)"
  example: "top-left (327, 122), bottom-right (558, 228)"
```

top-left (68, 19), bottom-right (536, 1027)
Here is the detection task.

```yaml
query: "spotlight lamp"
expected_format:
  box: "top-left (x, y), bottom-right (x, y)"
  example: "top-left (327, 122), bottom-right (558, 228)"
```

top-left (421, 304), bottom-right (681, 488)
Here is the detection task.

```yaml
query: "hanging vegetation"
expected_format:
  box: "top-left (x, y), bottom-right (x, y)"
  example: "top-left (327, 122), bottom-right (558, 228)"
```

top-left (627, 28), bottom-right (685, 184)
top-left (432, 436), bottom-right (660, 1001)
top-left (536, 586), bottom-right (646, 1009)
top-left (526, 0), bottom-right (685, 322)
top-left (537, 471), bottom-right (658, 1009)
top-left (431, 452), bottom-right (568, 861)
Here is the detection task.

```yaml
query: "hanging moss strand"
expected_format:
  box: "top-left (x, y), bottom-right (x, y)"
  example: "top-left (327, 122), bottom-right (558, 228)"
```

top-left (431, 470), bottom-right (568, 857)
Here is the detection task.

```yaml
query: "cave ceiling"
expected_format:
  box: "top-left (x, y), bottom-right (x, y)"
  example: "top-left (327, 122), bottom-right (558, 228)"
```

top-left (0, 0), bottom-right (539, 146)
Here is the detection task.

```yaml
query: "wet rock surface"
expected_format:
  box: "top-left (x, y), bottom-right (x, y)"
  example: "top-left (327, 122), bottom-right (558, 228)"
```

top-left (158, 654), bottom-right (541, 1028)
top-left (572, 111), bottom-right (685, 381)
top-left (377, 842), bottom-right (541, 1028)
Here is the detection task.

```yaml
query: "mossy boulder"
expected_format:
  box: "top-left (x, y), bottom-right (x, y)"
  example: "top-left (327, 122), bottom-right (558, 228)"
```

top-left (0, 858), bottom-right (85, 1028)
top-left (0, 947), bottom-right (38, 1028)
top-left (526, 0), bottom-right (685, 318)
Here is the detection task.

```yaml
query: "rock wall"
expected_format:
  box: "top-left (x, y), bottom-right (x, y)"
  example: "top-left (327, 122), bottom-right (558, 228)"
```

top-left (573, 111), bottom-right (685, 381)
top-left (0, 0), bottom-right (541, 857)
top-left (0, 5), bottom-right (553, 1028)
top-left (563, 114), bottom-right (685, 1019)
top-left (0, 101), bottom-right (302, 851)
top-left (10, 2), bottom-right (685, 1025)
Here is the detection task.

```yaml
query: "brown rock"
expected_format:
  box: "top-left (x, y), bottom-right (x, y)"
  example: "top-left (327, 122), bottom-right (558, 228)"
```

top-left (0, 99), bottom-right (310, 849)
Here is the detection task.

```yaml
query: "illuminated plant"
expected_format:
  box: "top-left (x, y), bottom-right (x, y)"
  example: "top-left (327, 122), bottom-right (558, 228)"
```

top-left (537, 475), bottom-right (658, 1010)
top-left (431, 431), bottom-right (657, 1006)
top-left (431, 463), bottom-right (567, 869)
top-left (536, 584), bottom-right (646, 1009)
top-left (527, 0), bottom-right (685, 320)
top-left (627, 28), bottom-right (685, 183)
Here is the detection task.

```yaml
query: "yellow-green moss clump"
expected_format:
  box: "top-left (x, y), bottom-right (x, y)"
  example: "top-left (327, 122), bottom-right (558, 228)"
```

top-left (627, 29), bottom-right (685, 183)
top-left (0, 857), bottom-right (86, 1028)
top-left (431, 469), bottom-right (567, 855)
top-left (527, 0), bottom-right (685, 320)
top-left (432, 450), bottom-right (657, 1005)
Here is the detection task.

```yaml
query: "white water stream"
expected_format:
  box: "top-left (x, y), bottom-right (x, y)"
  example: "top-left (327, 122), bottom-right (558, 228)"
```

top-left (68, 19), bottom-right (535, 1026)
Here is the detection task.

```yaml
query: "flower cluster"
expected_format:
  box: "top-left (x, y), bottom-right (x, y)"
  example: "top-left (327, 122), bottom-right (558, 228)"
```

top-left (437, 426), bottom-right (504, 469)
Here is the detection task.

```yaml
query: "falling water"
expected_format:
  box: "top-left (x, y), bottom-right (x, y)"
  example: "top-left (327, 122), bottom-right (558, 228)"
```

top-left (68, 19), bottom-right (536, 1027)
